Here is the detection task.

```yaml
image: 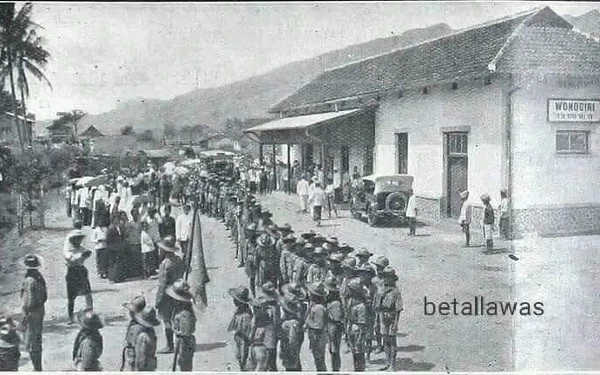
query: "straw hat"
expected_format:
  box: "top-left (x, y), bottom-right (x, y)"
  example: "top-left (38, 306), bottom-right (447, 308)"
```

top-left (347, 278), bottom-right (364, 293)
top-left (0, 317), bottom-right (19, 348)
top-left (256, 234), bottom-right (275, 248)
top-left (278, 294), bottom-right (300, 314)
top-left (259, 281), bottom-right (278, 301)
top-left (341, 257), bottom-right (357, 270)
top-left (325, 237), bottom-right (339, 245)
top-left (76, 309), bottom-right (104, 330)
top-left (67, 229), bottom-right (86, 241)
top-left (480, 193), bottom-right (491, 203)
top-left (283, 234), bottom-right (296, 244)
top-left (338, 243), bottom-right (354, 253)
top-left (228, 286), bottom-right (251, 305)
top-left (134, 306), bottom-right (161, 328)
top-left (23, 254), bottom-right (43, 269)
top-left (166, 279), bottom-right (194, 302)
top-left (356, 263), bottom-right (376, 275)
top-left (158, 236), bottom-right (177, 253)
top-left (249, 294), bottom-right (270, 308)
top-left (301, 231), bottom-right (316, 240)
top-left (328, 253), bottom-right (344, 263)
top-left (371, 255), bottom-right (390, 269)
top-left (355, 248), bottom-right (373, 258)
top-left (122, 295), bottom-right (147, 314)
top-left (281, 283), bottom-right (307, 301)
top-left (380, 266), bottom-right (399, 281)
top-left (278, 223), bottom-right (294, 233)
top-left (312, 247), bottom-right (326, 257)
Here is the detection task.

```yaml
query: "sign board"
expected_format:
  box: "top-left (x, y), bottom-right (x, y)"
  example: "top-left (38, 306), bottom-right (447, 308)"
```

top-left (548, 99), bottom-right (600, 122)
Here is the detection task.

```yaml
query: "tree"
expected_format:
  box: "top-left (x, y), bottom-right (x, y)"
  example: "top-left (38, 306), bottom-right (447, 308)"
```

top-left (120, 125), bottom-right (134, 136)
top-left (0, 3), bottom-right (52, 150)
top-left (54, 109), bottom-right (86, 138)
top-left (163, 121), bottom-right (175, 139)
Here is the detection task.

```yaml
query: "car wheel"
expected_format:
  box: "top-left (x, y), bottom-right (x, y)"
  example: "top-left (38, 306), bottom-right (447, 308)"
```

top-left (385, 192), bottom-right (408, 212)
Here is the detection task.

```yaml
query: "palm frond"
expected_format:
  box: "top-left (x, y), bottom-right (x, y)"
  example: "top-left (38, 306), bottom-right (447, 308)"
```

top-left (22, 58), bottom-right (51, 90)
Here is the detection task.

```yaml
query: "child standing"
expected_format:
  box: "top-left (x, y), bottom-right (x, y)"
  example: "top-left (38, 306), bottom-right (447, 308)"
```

top-left (227, 286), bottom-right (253, 371)
top-left (481, 193), bottom-right (495, 253)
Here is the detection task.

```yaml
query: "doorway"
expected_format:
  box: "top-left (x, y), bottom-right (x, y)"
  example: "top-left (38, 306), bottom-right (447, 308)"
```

top-left (341, 145), bottom-right (350, 173)
top-left (445, 132), bottom-right (468, 218)
top-left (396, 133), bottom-right (408, 174)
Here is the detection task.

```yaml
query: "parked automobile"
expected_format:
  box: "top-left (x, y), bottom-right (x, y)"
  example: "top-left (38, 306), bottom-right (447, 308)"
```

top-left (350, 174), bottom-right (414, 227)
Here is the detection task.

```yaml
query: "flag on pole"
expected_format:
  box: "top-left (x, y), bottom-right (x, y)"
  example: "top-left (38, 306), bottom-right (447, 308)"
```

top-left (189, 209), bottom-right (210, 308)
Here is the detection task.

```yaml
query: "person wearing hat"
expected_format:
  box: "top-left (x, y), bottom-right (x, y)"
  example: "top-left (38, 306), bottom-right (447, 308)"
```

top-left (338, 242), bottom-right (354, 257)
top-left (376, 267), bottom-right (403, 371)
top-left (227, 287), bottom-right (253, 371)
top-left (247, 295), bottom-right (271, 371)
top-left (355, 248), bottom-right (374, 268)
top-left (20, 254), bottom-right (47, 371)
top-left (122, 298), bottom-right (160, 371)
top-left (278, 294), bottom-right (302, 371)
top-left (346, 278), bottom-right (368, 371)
top-left (167, 279), bottom-right (197, 371)
top-left (304, 281), bottom-right (328, 372)
top-left (244, 224), bottom-right (260, 295)
top-left (259, 281), bottom-right (281, 371)
top-left (371, 255), bottom-right (390, 355)
top-left (325, 276), bottom-right (344, 372)
top-left (308, 181), bottom-right (326, 227)
top-left (256, 232), bottom-right (278, 289)
top-left (72, 309), bottom-right (104, 371)
top-left (279, 234), bottom-right (296, 285)
top-left (0, 316), bottom-right (21, 371)
top-left (327, 252), bottom-right (345, 286)
top-left (121, 295), bottom-right (147, 370)
top-left (481, 193), bottom-right (495, 253)
top-left (155, 236), bottom-right (185, 354)
top-left (293, 243), bottom-right (312, 286)
top-left (64, 229), bottom-right (93, 324)
top-left (307, 247), bottom-right (328, 284)
top-left (355, 263), bottom-right (377, 364)
top-left (458, 190), bottom-right (472, 247)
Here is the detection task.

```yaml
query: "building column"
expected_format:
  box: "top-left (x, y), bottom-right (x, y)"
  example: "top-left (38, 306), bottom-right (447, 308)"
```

top-left (259, 143), bottom-right (264, 165)
top-left (287, 144), bottom-right (291, 195)
top-left (272, 144), bottom-right (277, 191)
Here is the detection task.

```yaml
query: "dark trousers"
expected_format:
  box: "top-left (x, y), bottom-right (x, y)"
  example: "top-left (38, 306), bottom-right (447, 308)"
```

top-left (234, 334), bottom-right (249, 371)
top-left (142, 250), bottom-right (158, 278)
top-left (408, 217), bottom-right (417, 235)
top-left (326, 196), bottom-right (338, 217)
top-left (461, 223), bottom-right (470, 246)
top-left (313, 206), bottom-right (322, 222)
top-left (95, 247), bottom-right (109, 276)
top-left (266, 348), bottom-right (277, 371)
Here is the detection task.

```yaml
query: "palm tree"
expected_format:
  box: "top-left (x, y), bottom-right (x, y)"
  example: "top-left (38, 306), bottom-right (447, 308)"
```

top-left (0, 3), bottom-right (52, 151)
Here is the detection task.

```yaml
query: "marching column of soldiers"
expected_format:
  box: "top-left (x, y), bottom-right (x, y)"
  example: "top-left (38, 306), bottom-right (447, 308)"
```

top-left (0, 162), bottom-right (403, 372)
top-left (202, 170), bottom-right (405, 372)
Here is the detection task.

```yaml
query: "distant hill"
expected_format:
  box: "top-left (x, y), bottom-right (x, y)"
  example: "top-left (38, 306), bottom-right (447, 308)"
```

top-left (60, 9), bottom-right (600, 139)
top-left (74, 23), bottom-right (454, 137)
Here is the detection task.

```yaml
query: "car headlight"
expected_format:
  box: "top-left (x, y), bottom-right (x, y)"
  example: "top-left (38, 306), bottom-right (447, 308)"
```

top-left (370, 202), bottom-right (378, 208)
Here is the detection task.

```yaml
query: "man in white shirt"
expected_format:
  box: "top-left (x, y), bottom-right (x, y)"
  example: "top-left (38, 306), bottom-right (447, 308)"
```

top-left (458, 190), bottom-right (472, 247)
top-left (405, 189), bottom-right (418, 236)
top-left (296, 175), bottom-right (310, 213)
top-left (308, 182), bottom-right (326, 227)
top-left (176, 204), bottom-right (193, 252)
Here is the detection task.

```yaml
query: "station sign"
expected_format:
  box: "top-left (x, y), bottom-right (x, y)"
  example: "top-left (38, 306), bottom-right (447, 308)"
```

top-left (548, 99), bottom-right (600, 122)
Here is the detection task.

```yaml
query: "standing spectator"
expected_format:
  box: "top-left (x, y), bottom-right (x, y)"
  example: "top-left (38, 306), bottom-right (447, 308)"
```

top-left (405, 189), bottom-right (418, 236)
top-left (296, 175), bottom-right (309, 213)
top-left (140, 222), bottom-right (157, 279)
top-left (176, 204), bottom-right (193, 253)
top-left (481, 194), bottom-right (495, 253)
top-left (281, 164), bottom-right (289, 193)
top-left (316, 165), bottom-right (325, 186)
top-left (458, 191), bottom-right (472, 247)
top-left (20, 254), bottom-right (47, 371)
top-left (342, 169), bottom-right (351, 203)
top-left (498, 189), bottom-right (510, 239)
top-left (78, 186), bottom-right (90, 226)
top-left (63, 230), bottom-right (93, 323)
top-left (107, 213), bottom-right (128, 283)
top-left (142, 208), bottom-right (162, 265)
top-left (309, 182), bottom-right (326, 227)
top-left (92, 224), bottom-right (109, 279)
top-left (160, 175), bottom-right (172, 206)
top-left (124, 210), bottom-right (143, 279)
top-left (325, 178), bottom-right (339, 218)
top-left (160, 205), bottom-right (176, 239)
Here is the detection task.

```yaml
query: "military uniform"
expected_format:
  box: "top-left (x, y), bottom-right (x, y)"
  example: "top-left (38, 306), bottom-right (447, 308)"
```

top-left (292, 252), bottom-right (310, 286)
top-left (172, 305), bottom-right (196, 371)
top-left (325, 283), bottom-right (344, 372)
top-left (347, 280), bottom-right (368, 371)
top-left (306, 262), bottom-right (328, 283)
top-left (376, 267), bottom-right (403, 370)
top-left (0, 318), bottom-right (20, 371)
top-left (279, 296), bottom-right (302, 371)
top-left (245, 235), bottom-right (258, 296)
top-left (279, 243), bottom-right (294, 284)
top-left (73, 312), bottom-right (104, 372)
top-left (247, 299), bottom-right (270, 371)
top-left (256, 234), bottom-right (278, 288)
top-left (21, 268), bottom-right (47, 371)
top-left (121, 320), bottom-right (158, 371)
top-left (155, 251), bottom-right (185, 352)
top-left (227, 304), bottom-right (252, 371)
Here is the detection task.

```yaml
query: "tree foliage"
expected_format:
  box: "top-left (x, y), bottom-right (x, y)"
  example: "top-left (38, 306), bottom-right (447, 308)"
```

top-left (54, 109), bottom-right (86, 136)
top-left (120, 125), bottom-right (134, 135)
top-left (137, 129), bottom-right (154, 142)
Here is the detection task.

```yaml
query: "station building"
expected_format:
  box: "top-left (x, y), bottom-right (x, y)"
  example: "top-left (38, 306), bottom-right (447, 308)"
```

top-left (247, 7), bottom-right (600, 236)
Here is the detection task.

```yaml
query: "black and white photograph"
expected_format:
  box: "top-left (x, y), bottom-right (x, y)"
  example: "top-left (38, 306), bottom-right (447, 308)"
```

top-left (1, 1), bottom-right (600, 372)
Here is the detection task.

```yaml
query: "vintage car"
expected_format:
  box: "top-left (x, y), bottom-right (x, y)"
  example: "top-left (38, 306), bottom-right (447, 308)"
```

top-left (350, 174), bottom-right (414, 227)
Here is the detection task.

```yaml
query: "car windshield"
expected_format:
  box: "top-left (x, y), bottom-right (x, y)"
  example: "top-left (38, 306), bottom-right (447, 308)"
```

top-left (363, 180), bottom-right (375, 194)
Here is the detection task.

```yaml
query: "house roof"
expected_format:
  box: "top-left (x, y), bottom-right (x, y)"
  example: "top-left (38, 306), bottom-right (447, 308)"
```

top-left (80, 125), bottom-right (104, 137)
top-left (270, 7), bottom-right (585, 112)
top-left (245, 109), bottom-right (361, 132)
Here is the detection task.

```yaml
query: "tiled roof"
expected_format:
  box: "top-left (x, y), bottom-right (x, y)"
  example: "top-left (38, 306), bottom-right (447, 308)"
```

top-left (245, 109), bottom-right (361, 132)
top-left (271, 7), bottom-right (583, 112)
top-left (497, 27), bottom-right (600, 74)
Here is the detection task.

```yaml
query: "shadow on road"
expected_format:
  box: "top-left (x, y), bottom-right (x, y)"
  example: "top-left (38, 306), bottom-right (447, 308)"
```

top-left (394, 357), bottom-right (436, 371)
top-left (195, 341), bottom-right (227, 352)
top-left (397, 344), bottom-right (426, 352)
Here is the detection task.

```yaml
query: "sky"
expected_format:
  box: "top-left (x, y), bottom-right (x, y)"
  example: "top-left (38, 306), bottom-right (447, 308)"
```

top-left (20, 1), bottom-right (600, 120)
